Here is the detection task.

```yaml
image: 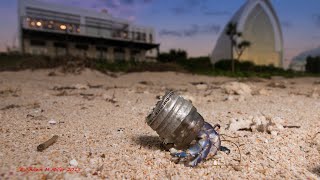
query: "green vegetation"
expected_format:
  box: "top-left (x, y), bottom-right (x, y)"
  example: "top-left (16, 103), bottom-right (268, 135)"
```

top-left (158, 49), bottom-right (187, 63)
top-left (0, 53), bottom-right (57, 71)
top-left (306, 56), bottom-right (320, 73)
top-left (0, 51), bottom-right (318, 78)
top-left (213, 59), bottom-right (301, 78)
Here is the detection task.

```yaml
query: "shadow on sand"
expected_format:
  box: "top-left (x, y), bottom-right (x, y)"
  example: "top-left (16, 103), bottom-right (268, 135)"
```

top-left (311, 166), bottom-right (320, 177)
top-left (133, 135), bottom-right (163, 151)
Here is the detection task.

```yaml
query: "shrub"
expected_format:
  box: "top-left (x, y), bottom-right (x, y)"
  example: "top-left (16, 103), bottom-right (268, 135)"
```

top-left (0, 53), bottom-right (314, 78)
top-left (306, 56), bottom-right (320, 73)
top-left (158, 49), bottom-right (187, 63)
top-left (214, 59), bottom-right (255, 71)
top-left (177, 56), bottom-right (212, 73)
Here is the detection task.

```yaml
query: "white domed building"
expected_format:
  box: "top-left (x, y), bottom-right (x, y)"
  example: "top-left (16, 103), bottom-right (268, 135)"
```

top-left (211, 0), bottom-right (284, 67)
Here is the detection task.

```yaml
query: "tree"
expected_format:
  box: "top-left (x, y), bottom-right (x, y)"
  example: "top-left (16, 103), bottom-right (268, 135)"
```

top-left (306, 56), bottom-right (320, 73)
top-left (226, 22), bottom-right (251, 72)
top-left (158, 49), bottom-right (187, 62)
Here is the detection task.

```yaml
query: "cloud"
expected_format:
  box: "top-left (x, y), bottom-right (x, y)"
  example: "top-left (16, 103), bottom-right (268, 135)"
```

top-left (313, 14), bottom-right (320, 27)
top-left (43, 0), bottom-right (153, 22)
top-left (98, 0), bottom-right (151, 7)
top-left (171, 0), bottom-right (208, 15)
top-left (171, 7), bottom-right (188, 15)
top-left (159, 30), bottom-right (183, 37)
top-left (128, 15), bottom-right (136, 22)
top-left (281, 21), bottom-right (293, 28)
top-left (159, 24), bottom-right (220, 37)
top-left (142, 0), bottom-right (153, 4)
top-left (122, 0), bottom-right (135, 5)
top-left (94, 0), bottom-right (154, 18)
top-left (183, 25), bottom-right (199, 37)
top-left (170, 0), bottom-right (230, 17)
top-left (181, 0), bottom-right (203, 7)
top-left (203, 10), bottom-right (230, 16)
top-left (97, 0), bottom-right (121, 9)
top-left (201, 24), bottom-right (221, 34)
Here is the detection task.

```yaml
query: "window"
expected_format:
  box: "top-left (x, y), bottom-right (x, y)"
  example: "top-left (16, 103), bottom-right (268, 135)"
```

top-left (75, 44), bottom-right (88, 50)
top-left (96, 46), bottom-right (108, 59)
top-left (30, 47), bottom-right (47, 55)
top-left (149, 34), bottom-right (153, 43)
top-left (74, 44), bottom-right (88, 57)
top-left (54, 42), bottom-right (67, 48)
top-left (121, 31), bottom-right (128, 39)
top-left (141, 33), bottom-right (146, 42)
top-left (114, 48), bottom-right (125, 61)
top-left (29, 40), bottom-right (47, 55)
top-left (54, 42), bottom-right (67, 56)
top-left (30, 40), bottom-right (46, 46)
top-left (25, 17), bottom-right (80, 34)
top-left (26, 7), bottom-right (80, 24)
top-left (96, 46), bottom-right (108, 51)
top-left (25, 7), bottom-right (80, 34)
top-left (131, 50), bottom-right (140, 61)
top-left (85, 17), bottom-right (112, 37)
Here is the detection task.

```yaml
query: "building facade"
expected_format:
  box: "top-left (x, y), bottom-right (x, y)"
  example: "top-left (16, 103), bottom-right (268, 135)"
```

top-left (18, 0), bottom-right (159, 62)
top-left (211, 0), bottom-right (284, 67)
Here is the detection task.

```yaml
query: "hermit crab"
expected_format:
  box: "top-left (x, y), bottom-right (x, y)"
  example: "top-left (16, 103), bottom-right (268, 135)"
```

top-left (146, 91), bottom-right (230, 167)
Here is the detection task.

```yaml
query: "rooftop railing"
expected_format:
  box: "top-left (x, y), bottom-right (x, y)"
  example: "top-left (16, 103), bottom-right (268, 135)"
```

top-left (20, 16), bottom-right (154, 44)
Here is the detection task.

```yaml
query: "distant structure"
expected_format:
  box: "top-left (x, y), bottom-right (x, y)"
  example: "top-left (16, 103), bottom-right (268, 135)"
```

top-left (211, 0), bottom-right (284, 67)
top-left (289, 61), bottom-right (306, 72)
top-left (289, 46), bottom-right (320, 71)
top-left (17, 0), bottom-right (159, 62)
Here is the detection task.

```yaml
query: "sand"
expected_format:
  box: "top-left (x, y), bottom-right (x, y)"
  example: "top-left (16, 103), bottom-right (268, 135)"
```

top-left (0, 69), bottom-right (319, 179)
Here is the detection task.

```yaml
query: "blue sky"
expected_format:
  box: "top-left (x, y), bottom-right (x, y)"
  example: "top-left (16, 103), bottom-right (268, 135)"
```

top-left (0, 0), bottom-right (319, 64)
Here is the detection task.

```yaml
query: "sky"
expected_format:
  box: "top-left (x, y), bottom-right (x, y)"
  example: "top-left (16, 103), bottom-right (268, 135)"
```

top-left (0, 0), bottom-right (320, 65)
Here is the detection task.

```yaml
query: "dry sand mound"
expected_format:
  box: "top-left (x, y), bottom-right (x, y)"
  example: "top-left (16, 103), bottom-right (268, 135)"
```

top-left (0, 69), bottom-right (319, 179)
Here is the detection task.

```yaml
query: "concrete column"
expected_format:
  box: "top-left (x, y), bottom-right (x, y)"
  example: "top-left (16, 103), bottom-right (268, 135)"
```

top-left (107, 47), bottom-right (114, 62)
top-left (23, 39), bottom-right (30, 54)
top-left (125, 48), bottom-right (130, 61)
top-left (47, 41), bottom-right (55, 57)
top-left (87, 44), bottom-right (96, 59)
top-left (68, 43), bottom-right (76, 57)
top-left (80, 16), bottom-right (86, 35)
top-left (140, 50), bottom-right (146, 62)
top-left (156, 46), bottom-right (160, 59)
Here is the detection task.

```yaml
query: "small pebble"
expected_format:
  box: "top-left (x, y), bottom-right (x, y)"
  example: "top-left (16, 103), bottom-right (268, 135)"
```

top-left (271, 131), bottom-right (278, 136)
top-left (223, 82), bottom-right (252, 96)
top-left (74, 84), bottom-right (88, 90)
top-left (225, 95), bottom-right (234, 101)
top-left (195, 83), bottom-right (208, 90)
top-left (69, 159), bottom-right (78, 167)
top-left (169, 148), bottom-right (178, 154)
top-left (237, 96), bottom-right (245, 102)
top-left (232, 165), bottom-right (243, 171)
top-left (48, 120), bottom-right (57, 125)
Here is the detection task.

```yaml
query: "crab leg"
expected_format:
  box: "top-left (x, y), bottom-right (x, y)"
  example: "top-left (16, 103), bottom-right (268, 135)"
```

top-left (171, 130), bottom-right (212, 166)
top-left (187, 140), bottom-right (212, 167)
top-left (170, 122), bottom-right (229, 167)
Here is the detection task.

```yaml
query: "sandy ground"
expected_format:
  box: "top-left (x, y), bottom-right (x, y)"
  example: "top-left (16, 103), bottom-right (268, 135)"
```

top-left (0, 69), bottom-right (319, 179)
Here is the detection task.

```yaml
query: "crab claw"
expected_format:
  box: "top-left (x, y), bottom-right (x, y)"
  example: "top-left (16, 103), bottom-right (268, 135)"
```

top-left (170, 122), bottom-right (223, 167)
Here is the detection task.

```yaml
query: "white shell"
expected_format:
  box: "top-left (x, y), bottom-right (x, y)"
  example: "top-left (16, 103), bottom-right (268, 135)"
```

top-left (69, 159), bottom-right (78, 167)
top-left (48, 119), bottom-right (57, 125)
